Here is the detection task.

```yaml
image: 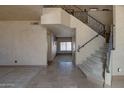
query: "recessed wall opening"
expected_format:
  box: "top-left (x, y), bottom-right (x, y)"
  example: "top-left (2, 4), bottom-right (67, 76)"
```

top-left (46, 25), bottom-right (76, 67)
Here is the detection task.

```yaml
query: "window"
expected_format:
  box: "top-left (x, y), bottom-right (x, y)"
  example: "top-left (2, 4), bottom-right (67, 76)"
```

top-left (60, 42), bottom-right (72, 51)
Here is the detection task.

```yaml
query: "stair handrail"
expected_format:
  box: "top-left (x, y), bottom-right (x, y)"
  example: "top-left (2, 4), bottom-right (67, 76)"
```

top-left (73, 5), bottom-right (105, 26)
top-left (77, 34), bottom-right (99, 52)
top-left (105, 25), bottom-right (114, 73)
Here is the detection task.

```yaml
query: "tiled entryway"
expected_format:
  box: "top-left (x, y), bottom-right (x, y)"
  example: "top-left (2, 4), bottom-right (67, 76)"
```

top-left (0, 55), bottom-right (103, 88)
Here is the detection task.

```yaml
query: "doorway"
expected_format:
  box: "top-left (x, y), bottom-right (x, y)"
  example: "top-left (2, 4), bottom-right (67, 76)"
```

top-left (46, 26), bottom-right (76, 67)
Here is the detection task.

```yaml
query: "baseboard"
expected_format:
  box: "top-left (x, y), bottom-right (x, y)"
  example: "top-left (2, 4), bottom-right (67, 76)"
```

top-left (0, 65), bottom-right (47, 68)
top-left (112, 75), bottom-right (124, 80)
top-left (56, 53), bottom-right (72, 55)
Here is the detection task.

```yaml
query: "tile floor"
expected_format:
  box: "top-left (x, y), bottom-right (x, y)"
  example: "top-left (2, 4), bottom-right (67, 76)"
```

top-left (0, 55), bottom-right (104, 88)
top-left (111, 76), bottom-right (124, 88)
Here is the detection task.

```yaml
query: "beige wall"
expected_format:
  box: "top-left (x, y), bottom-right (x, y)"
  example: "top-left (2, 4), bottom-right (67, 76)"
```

top-left (112, 5), bottom-right (124, 75)
top-left (70, 15), bottom-right (105, 64)
top-left (41, 8), bottom-right (62, 25)
top-left (0, 6), bottom-right (42, 20)
top-left (41, 8), bottom-right (70, 27)
top-left (0, 21), bottom-right (47, 66)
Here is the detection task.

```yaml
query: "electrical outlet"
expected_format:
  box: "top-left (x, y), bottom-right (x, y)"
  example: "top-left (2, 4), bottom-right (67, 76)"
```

top-left (14, 60), bottom-right (18, 63)
top-left (118, 68), bottom-right (122, 72)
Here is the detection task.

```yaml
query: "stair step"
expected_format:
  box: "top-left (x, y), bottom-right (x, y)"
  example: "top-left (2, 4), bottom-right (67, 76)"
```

top-left (91, 53), bottom-right (106, 59)
top-left (99, 47), bottom-right (107, 50)
top-left (78, 64), bottom-right (104, 81)
top-left (95, 51), bottom-right (106, 56)
top-left (95, 49), bottom-right (106, 54)
top-left (83, 65), bottom-right (103, 76)
top-left (83, 60), bottom-right (103, 67)
top-left (87, 57), bottom-right (104, 65)
top-left (91, 54), bottom-right (106, 61)
top-left (89, 56), bottom-right (105, 63)
top-left (83, 61), bottom-right (103, 70)
top-left (83, 61), bottom-right (103, 74)
top-left (79, 63), bottom-right (103, 76)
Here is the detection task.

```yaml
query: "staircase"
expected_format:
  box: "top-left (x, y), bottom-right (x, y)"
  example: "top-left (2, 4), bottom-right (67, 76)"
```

top-left (52, 5), bottom-right (107, 83)
top-left (78, 45), bottom-right (107, 84)
top-left (42, 5), bottom-right (111, 85)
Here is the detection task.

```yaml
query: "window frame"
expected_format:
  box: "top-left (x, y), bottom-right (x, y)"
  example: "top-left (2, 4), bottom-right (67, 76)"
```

top-left (60, 42), bottom-right (72, 51)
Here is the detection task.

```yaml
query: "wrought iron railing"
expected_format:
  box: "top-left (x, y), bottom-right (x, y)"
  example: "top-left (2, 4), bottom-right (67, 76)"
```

top-left (68, 6), bottom-right (106, 36)
top-left (44, 5), bottom-right (106, 51)
top-left (77, 34), bottom-right (99, 52)
top-left (60, 5), bottom-right (106, 36)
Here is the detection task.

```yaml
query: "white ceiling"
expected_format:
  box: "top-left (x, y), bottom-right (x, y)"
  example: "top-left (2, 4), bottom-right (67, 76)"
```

top-left (0, 5), bottom-right (42, 20)
top-left (78, 5), bottom-right (113, 11)
top-left (45, 24), bottom-right (74, 37)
